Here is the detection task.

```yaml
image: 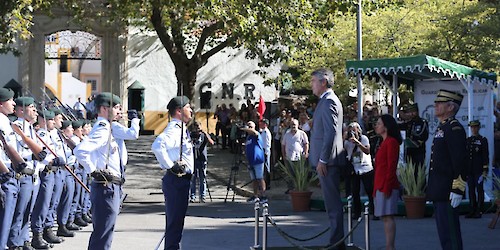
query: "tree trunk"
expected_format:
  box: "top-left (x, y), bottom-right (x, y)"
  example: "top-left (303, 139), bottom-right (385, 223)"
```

top-left (174, 61), bottom-right (199, 101)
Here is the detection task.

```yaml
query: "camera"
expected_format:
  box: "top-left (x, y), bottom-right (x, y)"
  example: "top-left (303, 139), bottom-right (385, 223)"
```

top-left (349, 131), bottom-right (356, 139)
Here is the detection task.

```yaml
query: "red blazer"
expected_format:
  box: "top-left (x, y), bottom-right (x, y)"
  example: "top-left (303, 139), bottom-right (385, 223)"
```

top-left (373, 136), bottom-right (400, 197)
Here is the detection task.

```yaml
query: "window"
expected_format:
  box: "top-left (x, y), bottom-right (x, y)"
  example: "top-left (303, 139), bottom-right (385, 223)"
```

top-left (87, 79), bottom-right (97, 91)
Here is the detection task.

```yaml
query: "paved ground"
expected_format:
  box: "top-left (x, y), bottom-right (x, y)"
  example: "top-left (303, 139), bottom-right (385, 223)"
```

top-left (52, 135), bottom-right (499, 250)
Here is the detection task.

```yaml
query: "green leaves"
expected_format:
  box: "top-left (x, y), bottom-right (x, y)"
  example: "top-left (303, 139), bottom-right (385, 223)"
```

top-left (397, 159), bottom-right (427, 197)
top-left (278, 157), bottom-right (318, 192)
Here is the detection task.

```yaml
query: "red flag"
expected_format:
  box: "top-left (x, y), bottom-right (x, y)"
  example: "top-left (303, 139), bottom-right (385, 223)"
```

top-left (258, 95), bottom-right (266, 120)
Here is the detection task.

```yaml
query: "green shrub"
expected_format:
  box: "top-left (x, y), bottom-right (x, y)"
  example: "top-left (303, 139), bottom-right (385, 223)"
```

top-left (397, 159), bottom-right (427, 197)
top-left (278, 157), bottom-right (318, 192)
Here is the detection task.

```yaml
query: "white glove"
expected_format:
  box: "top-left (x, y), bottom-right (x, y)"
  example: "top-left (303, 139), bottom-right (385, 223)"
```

top-left (449, 192), bottom-right (462, 208)
top-left (67, 155), bottom-right (77, 166)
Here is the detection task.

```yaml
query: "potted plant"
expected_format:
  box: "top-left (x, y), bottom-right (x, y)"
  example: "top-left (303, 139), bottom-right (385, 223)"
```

top-left (278, 157), bottom-right (318, 211)
top-left (488, 171), bottom-right (500, 229)
top-left (397, 159), bottom-right (427, 219)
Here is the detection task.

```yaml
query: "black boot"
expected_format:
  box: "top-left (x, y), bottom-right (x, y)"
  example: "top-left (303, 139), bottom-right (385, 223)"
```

top-left (43, 227), bottom-right (63, 244)
top-left (31, 232), bottom-right (50, 249)
top-left (56, 224), bottom-right (75, 237)
top-left (22, 241), bottom-right (35, 250)
top-left (82, 213), bottom-right (92, 224)
top-left (74, 217), bottom-right (89, 227)
top-left (66, 222), bottom-right (81, 231)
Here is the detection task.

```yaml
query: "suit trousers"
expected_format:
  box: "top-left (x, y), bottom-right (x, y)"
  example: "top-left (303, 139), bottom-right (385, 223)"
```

top-left (0, 177), bottom-right (19, 249)
top-left (9, 175), bottom-right (33, 247)
top-left (318, 165), bottom-right (345, 248)
top-left (434, 201), bottom-right (463, 250)
top-left (88, 182), bottom-right (121, 250)
top-left (163, 172), bottom-right (190, 250)
top-left (31, 171), bottom-right (55, 233)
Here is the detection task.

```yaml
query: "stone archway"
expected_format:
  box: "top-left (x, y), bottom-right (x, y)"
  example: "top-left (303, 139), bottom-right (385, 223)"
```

top-left (18, 9), bottom-right (127, 104)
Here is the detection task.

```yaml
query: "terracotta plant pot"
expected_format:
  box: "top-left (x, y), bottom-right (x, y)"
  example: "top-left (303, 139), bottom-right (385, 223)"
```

top-left (289, 191), bottom-right (313, 212)
top-left (403, 195), bottom-right (426, 219)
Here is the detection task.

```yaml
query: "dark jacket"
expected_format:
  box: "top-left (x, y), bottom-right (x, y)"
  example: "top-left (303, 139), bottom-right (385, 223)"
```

top-left (466, 135), bottom-right (489, 176)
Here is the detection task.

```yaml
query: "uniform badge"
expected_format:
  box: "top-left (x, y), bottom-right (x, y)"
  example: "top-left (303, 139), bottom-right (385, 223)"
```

top-left (434, 130), bottom-right (444, 138)
top-left (99, 122), bottom-right (106, 127)
top-left (39, 132), bottom-right (45, 137)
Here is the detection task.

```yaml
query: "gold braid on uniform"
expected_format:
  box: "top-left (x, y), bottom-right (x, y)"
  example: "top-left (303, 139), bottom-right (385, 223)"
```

top-left (452, 175), bottom-right (466, 195)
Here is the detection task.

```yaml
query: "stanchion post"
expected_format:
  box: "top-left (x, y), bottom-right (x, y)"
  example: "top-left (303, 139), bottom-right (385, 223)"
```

top-left (364, 201), bottom-right (370, 250)
top-left (347, 195), bottom-right (353, 246)
top-left (254, 200), bottom-right (261, 249)
top-left (262, 203), bottom-right (269, 250)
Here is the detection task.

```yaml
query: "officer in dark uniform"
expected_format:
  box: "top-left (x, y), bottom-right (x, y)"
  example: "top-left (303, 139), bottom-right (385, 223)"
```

top-left (465, 120), bottom-right (489, 218)
top-left (426, 89), bottom-right (467, 250)
top-left (152, 96), bottom-right (194, 250)
top-left (404, 103), bottom-right (429, 179)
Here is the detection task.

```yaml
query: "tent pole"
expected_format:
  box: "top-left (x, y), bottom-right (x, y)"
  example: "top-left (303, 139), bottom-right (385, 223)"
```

top-left (392, 74), bottom-right (398, 117)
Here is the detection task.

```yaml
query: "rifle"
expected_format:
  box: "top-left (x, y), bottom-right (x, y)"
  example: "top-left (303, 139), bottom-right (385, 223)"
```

top-left (40, 89), bottom-right (78, 120)
top-left (34, 132), bottom-right (90, 193)
top-left (0, 130), bottom-right (27, 172)
top-left (57, 129), bottom-right (77, 151)
top-left (11, 123), bottom-right (44, 161)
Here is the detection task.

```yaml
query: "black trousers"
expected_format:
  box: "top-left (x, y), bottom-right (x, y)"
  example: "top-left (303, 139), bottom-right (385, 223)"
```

top-left (351, 170), bottom-right (375, 217)
top-left (467, 174), bottom-right (484, 213)
top-left (433, 201), bottom-right (463, 250)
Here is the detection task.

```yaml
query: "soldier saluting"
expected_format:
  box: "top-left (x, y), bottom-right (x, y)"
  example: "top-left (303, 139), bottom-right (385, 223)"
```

top-left (465, 120), bottom-right (489, 219)
top-left (426, 89), bottom-right (467, 250)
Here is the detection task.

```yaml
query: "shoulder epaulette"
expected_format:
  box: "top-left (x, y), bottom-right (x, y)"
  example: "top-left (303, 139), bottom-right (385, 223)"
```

top-left (175, 124), bottom-right (182, 129)
top-left (98, 122), bottom-right (107, 127)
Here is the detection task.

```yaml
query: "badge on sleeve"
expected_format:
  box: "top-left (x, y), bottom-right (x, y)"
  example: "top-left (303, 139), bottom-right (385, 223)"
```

top-left (99, 122), bottom-right (106, 127)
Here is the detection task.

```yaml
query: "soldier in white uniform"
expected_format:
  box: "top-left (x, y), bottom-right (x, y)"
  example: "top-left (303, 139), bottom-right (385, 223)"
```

top-left (74, 92), bottom-right (123, 250)
top-left (0, 88), bottom-right (22, 250)
top-left (152, 96), bottom-right (194, 250)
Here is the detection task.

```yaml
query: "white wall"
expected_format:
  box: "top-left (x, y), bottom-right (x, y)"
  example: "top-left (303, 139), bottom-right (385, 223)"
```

top-left (0, 52), bottom-right (19, 85)
top-left (126, 27), bottom-right (281, 113)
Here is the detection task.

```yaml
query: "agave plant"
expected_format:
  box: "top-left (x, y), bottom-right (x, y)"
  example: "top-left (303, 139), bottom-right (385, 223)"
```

top-left (397, 159), bottom-right (427, 197)
top-left (278, 157), bottom-right (318, 192)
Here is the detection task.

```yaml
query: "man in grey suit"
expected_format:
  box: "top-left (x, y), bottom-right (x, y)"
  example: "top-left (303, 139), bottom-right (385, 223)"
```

top-left (309, 68), bottom-right (345, 250)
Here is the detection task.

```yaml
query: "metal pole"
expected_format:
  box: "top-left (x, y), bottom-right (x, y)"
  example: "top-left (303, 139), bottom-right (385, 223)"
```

top-left (254, 201), bottom-right (261, 249)
top-left (356, 0), bottom-right (363, 124)
top-left (392, 74), bottom-right (398, 117)
top-left (347, 196), bottom-right (353, 246)
top-left (262, 203), bottom-right (269, 250)
top-left (364, 201), bottom-right (370, 250)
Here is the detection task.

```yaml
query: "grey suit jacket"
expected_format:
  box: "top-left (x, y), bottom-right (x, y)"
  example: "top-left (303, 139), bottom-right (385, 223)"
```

top-left (309, 89), bottom-right (344, 167)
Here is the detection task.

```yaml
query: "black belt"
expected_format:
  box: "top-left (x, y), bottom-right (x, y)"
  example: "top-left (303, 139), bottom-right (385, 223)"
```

top-left (15, 168), bottom-right (35, 179)
top-left (93, 174), bottom-right (124, 185)
top-left (167, 169), bottom-right (192, 180)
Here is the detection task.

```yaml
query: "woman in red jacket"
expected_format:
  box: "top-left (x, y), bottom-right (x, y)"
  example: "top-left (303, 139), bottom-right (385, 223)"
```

top-left (374, 114), bottom-right (402, 250)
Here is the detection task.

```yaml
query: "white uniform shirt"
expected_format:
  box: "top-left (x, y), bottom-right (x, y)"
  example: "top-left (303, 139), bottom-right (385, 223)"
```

top-left (13, 118), bottom-right (36, 170)
top-left (0, 113), bottom-right (18, 170)
top-left (74, 117), bottom-right (122, 177)
top-left (151, 118), bottom-right (194, 173)
top-left (344, 134), bottom-right (373, 175)
top-left (260, 127), bottom-right (272, 156)
top-left (37, 128), bottom-right (56, 166)
top-left (112, 118), bottom-right (140, 166)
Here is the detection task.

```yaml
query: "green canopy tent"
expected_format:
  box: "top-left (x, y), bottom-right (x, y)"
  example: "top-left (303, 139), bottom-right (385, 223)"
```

top-left (346, 54), bottom-right (497, 119)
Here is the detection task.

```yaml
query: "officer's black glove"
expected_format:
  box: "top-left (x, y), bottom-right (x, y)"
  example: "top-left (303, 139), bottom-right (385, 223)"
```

top-left (52, 157), bottom-right (65, 167)
top-left (171, 161), bottom-right (187, 176)
top-left (127, 109), bottom-right (139, 120)
top-left (0, 172), bottom-right (11, 184)
top-left (15, 162), bottom-right (27, 173)
top-left (0, 187), bottom-right (5, 209)
top-left (91, 169), bottom-right (114, 180)
top-left (33, 151), bottom-right (48, 161)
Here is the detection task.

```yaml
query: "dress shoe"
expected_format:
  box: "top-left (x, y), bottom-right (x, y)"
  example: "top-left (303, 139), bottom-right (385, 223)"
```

top-left (22, 241), bottom-right (35, 250)
top-left (43, 228), bottom-right (64, 244)
top-left (57, 225), bottom-right (75, 237)
top-left (31, 232), bottom-right (50, 249)
top-left (74, 217), bottom-right (88, 227)
top-left (66, 222), bottom-right (81, 231)
top-left (83, 213), bottom-right (92, 223)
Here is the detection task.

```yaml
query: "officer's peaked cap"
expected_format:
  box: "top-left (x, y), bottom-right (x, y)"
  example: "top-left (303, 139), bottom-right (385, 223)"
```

top-left (14, 97), bottom-right (35, 107)
top-left (95, 92), bottom-right (121, 107)
top-left (434, 89), bottom-right (463, 106)
top-left (167, 96), bottom-right (190, 110)
top-left (468, 120), bottom-right (480, 127)
top-left (0, 88), bottom-right (14, 102)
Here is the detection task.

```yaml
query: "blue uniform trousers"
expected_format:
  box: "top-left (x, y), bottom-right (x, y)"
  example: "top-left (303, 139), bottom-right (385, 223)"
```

top-left (88, 182), bottom-right (121, 250)
top-left (75, 171), bottom-right (89, 219)
top-left (46, 169), bottom-right (65, 228)
top-left (70, 168), bottom-right (83, 222)
top-left (57, 173), bottom-right (75, 225)
top-left (84, 173), bottom-right (92, 215)
top-left (0, 177), bottom-right (19, 249)
top-left (24, 180), bottom-right (41, 242)
top-left (31, 171), bottom-right (55, 233)
top-left (190, 159), bottom-right (207, 199)
top-left (434, 201), bottom-right (463, 250)
top-left (163, 172), bottom-right (190, 250)
top-left (8, 175), bottom-right (33, 247)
